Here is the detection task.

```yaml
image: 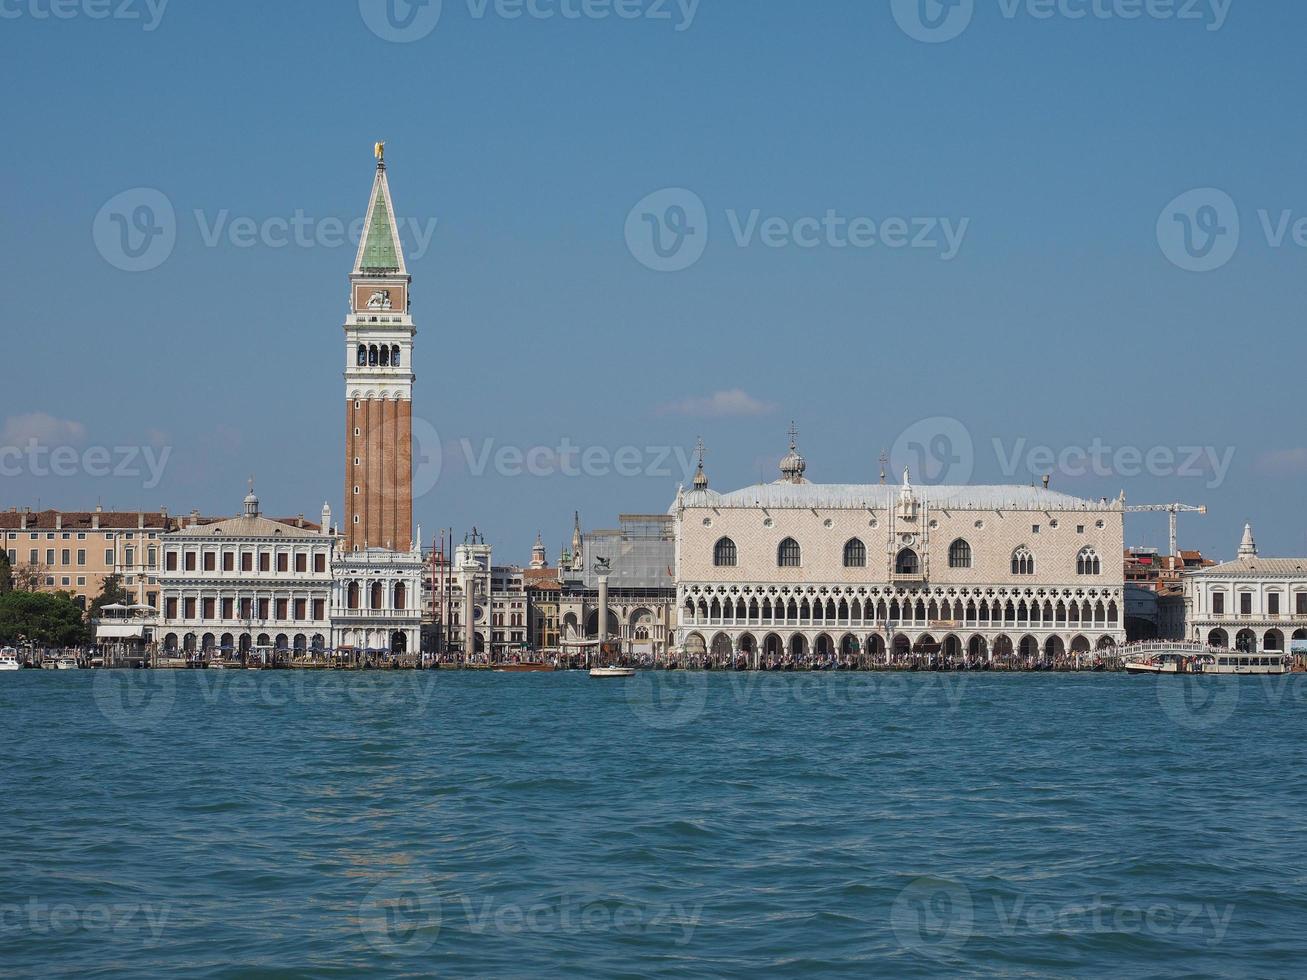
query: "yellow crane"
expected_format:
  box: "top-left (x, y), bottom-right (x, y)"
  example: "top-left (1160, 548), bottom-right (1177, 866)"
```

top-left (1123, 503), bottom-right (1207, 558)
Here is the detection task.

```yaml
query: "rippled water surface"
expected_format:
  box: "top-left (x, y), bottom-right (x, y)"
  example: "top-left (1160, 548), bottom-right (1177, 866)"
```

top-left (2, 670), bottom-right (1306, 977)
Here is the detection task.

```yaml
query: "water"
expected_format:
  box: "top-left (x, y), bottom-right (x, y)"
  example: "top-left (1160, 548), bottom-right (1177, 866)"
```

top-left (2, 670), bottom-right (1306, 978)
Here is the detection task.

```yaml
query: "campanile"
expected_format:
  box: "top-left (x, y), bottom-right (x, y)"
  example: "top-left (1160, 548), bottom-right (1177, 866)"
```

top-left (343, 144), bottom-right (415, 553)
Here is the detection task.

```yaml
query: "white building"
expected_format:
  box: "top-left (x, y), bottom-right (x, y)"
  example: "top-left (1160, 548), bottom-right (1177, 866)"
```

top-left (157, 487), bottom-right (336, 658)
top-left (672, 434), bottom-right (1127, 665)
top-left (1183, 524), bottom-right (1307, 654)
top-left (331, 546), bottom-right (424, 657)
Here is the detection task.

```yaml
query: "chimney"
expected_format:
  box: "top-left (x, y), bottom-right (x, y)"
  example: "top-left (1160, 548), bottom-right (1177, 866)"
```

top-left (91, 510), bottom-right (100, 530)
top-left (138, 513), bottom-right (145, 530)
top-left (55, 513), bottom-right (62, 530)
top-left (1042, 474), bottom-right (1050, 490)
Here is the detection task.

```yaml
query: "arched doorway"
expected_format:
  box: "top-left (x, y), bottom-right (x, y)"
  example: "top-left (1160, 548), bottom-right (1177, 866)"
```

top-left (942, 635), bottom-right (962, 662)
top-left (992, 635), bottom-right (1014, 663)
top-left (1264, 629), bottom-right (1284, 652)
top-left (1044, 635), bottom-right (1066, 660)
top-left (840, 633), bottom-right (859, 658)
top-left (789, 634), bottom-right (809, 660)
top-left (711, 632), bottom-right (733, 664)
top-left (892, 634), bottom-right (912, 660)
top-left (1208, 628), bottom-right (1229, 649)
top-left (815, 633), bottom-right (835, 661)
top-left (1018, 635), bottom-right (1039, 662)
top-left (967, 634), bottom-right (988, 662)
top-left (1070, 635), bottom-right (1090, 656)
top-left (392, 631), bottom-right (408, 654)
top-left (1236, 629), bottom-right (1258, 653)
top-left (684, 632), bottom-right (706, 659)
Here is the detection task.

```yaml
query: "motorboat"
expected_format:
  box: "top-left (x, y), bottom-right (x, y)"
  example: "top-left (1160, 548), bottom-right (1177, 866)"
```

top-left (0, 649), bottom-right (20, 672)
top-left (589, 666), bottom-right (636, 678)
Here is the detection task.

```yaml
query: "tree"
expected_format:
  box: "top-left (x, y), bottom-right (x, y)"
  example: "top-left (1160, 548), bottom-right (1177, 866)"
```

top-left (89, 574), bottom-right (131, 620)
top-left (0, 591), bottom-right (90, 647)
top-left (0, 550), bottom-right (12, 595)
top-left (11, 562), bottom-right (49, 593)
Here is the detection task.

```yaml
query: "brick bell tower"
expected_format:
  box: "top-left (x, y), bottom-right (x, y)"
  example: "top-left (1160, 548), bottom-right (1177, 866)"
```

top-left (344, 143), bottom-right (415, 553)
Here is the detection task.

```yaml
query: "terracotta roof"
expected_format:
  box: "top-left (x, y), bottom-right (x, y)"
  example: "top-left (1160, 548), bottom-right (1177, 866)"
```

top-left (0, 509), bottom-right (174, 531)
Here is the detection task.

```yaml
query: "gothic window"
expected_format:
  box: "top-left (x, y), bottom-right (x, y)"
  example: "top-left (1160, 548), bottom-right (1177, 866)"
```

top-left (778, 538), bottom-right (801, 568)
top-left (843, 538), bottom-right (867, 568)
top-left (357, 344), bottom-right (367, 366)
top-left (895, 548), bottom-right (920, 575)
top-left (948, 539), bottom-right (972, 569)
top-left (1077, 547), bottom-right (1101, 576)
top-left (1011, 546), bottom-right (1035, 576)
top-left (713, 537), bottom-right (737, 567)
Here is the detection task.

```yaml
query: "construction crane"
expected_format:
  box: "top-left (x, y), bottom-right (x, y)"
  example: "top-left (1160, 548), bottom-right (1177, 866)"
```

top-left (1124, 503), bottom-right (1207, 558)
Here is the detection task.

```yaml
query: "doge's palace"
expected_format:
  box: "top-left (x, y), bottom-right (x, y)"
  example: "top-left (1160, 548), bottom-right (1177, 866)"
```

top-left (673, 432), bottom-right (1127, 665)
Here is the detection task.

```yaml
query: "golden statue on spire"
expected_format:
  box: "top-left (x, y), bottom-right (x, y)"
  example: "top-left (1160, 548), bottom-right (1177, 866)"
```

top-left (374, 141), bottom-right (386, 163)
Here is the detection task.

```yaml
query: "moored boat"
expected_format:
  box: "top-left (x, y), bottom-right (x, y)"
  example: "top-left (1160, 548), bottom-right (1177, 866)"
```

top-left (0, 649), bottom-right (20, 672)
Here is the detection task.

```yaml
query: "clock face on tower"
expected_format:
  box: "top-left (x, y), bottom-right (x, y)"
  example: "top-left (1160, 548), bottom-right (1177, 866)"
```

top-left (353, 283), bottom-right (407, 314)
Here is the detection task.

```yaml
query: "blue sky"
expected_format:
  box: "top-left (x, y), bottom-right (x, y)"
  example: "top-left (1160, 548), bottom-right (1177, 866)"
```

top-left (1, 0), bottom-right (1304, 562)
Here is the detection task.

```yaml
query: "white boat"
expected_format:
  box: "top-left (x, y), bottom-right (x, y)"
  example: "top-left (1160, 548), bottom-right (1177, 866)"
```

top-left (1123, 641), bottom-right (1290, 676)
top-left (590, 666), bottom-right (636, 678)
top-left (0, 650), bottom-right (20, 672)
top-left (54, 657), bottom-right (80, 670)
top-left (1206, 651), bottom-right (1291, 676)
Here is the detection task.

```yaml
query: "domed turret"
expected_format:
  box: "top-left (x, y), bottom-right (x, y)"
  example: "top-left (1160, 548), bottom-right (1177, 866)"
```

top-left (692, 438), bottom-right (710, 491)
top-left (779, 423), bottom-right (807, 484)
top-left (243, 478), bottom-right (260, 518)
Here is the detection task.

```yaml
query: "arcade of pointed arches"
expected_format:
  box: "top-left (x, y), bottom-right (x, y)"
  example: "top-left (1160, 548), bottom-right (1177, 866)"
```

top-left (680, 583), bottom-right (1122, 632)
top-left (680, 629), bottom-right (1117, 664)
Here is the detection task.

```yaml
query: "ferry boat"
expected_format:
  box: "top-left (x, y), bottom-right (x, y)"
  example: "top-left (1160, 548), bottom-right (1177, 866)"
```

top-left (0, 649), bottom-right (20, 672)
top-left (1123, 641), bottom-right (1290, 676)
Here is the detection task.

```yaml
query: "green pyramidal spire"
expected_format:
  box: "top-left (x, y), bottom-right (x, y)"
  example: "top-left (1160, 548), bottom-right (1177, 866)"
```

top-left (352, 158), bottom-right (406, 275)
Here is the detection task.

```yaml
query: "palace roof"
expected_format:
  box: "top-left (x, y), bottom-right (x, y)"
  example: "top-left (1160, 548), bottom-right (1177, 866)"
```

top-left (1188, 558), bottom-right (1307, 578)
top-left (677, 483), bottom-right (1114, 512)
